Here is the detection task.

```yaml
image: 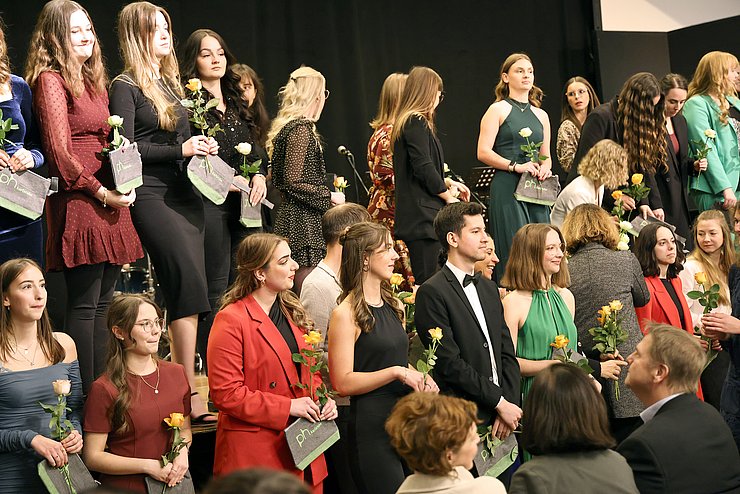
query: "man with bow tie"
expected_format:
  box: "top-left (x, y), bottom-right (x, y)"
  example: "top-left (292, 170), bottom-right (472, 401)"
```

top-left (416, 202), bottom-right (521, 454)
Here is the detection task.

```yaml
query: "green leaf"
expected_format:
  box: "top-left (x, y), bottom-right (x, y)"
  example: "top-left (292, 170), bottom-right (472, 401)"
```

top-left (180, 99), bottom-right (194, 109)
top-left (205, 98), bottom-right (220, 110)
top-left (686, 290), bottom-right (704, 299)
top-left (416, 360), bottom-right (429, 373)
top-left (709, 284), bottom-right (720, 293)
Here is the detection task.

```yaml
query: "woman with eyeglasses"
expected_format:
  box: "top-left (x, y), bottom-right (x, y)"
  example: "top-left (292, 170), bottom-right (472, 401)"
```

top-left (393, 66), bottom-right (469, 286)
top-left (83, 294), bottom-right (192, 493)
top-left (556, 77), bottom-right (600, 175)
top-left (477, 53), bottom-right (553, 280)
top-left (267, 67), bottom-right (343, 293)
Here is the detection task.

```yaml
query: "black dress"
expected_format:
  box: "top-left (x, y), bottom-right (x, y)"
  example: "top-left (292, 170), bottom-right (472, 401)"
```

top-left (109, 76), bottom-right (210, 320)
top-left (271, 118), bottom-right (331, 267)
top-left (349, 303), bottom-right (409, 494)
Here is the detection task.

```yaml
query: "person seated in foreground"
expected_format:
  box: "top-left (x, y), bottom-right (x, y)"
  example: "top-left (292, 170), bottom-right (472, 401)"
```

top-left (617, 324), bottom-right (740, 494)
top-left (509, 364), bottom-right (638, 494)
top-left (386, 392), bottom-right (506, 494)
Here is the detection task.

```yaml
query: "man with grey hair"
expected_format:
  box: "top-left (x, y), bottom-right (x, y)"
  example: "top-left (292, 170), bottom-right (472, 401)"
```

top-left (618, 324), bottom-right (740, 493)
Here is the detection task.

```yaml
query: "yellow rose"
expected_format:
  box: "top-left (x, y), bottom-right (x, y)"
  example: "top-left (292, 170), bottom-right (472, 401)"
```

top-left (52, 379), bottom-right (72, 396)
top-left (518, 127), bottom-right (533, 138)
top-left (404, 292), bottom-right (416, 305)
top-left (389, 273), bottom-right (404, 287)
top-left (597, 309), bottom-right (606, 326)
top-left (611, 190), bottom-right (623, 201)
top-left (164, 412), bottom-right (185, 428)
top-left (705, 129), bottom-right (717, 139)
top-left (107, 115), bottom-right (124, 127)
top-left (333, 176), bottom-right (348, 189)
top-left (631, 173), bottom-right (643, 185)
top-left (185, 78), bottom-right (202, 92)
top-left (235, 142), bottom-right (252, 155)
top-left (550, 334), bottom-right (570, 349)
top-left (695, 272), bottom-right (708, 286)
top-left (601, 305), bottom-right (612, 316)
top-left (302, 330), bottom-right (322, 346)
top-left (428, 327), bottom-right (443, 342)
top-left (609, 300), bottom-right (623, 311)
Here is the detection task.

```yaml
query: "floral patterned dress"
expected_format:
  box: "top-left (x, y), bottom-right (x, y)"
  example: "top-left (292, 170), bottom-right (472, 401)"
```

top-left (367, 123), bottom-right (414, 288)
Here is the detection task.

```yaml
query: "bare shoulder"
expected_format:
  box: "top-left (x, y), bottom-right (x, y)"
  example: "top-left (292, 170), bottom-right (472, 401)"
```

top-left (329, 300), bottom-right (359, 336)
top-left (53, 332), bottom-right (78, 362)
top-left (555, 286), bottom-right (575, 304)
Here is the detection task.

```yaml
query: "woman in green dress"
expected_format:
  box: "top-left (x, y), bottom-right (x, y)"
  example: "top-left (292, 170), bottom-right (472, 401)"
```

top-left (477, 53), bottom-right (553, 280)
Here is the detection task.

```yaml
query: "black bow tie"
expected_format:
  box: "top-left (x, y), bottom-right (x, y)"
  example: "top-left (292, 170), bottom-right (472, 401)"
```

top-left (463, 272), bottom-right (481, 287)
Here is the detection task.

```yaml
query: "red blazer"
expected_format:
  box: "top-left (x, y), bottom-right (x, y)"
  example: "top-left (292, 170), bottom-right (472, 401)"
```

top-left (207, 294), bottom-right (327, 491)
top-left (636, 276), bottom-right (703, 400)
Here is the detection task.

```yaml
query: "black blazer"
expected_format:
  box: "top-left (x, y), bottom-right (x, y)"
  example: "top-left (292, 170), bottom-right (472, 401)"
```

top-left (617, 393), bottom-right (740, 494)
top-left (415, 265), bottom-right (520, 424)
top-left (393, 115), bottom-right (446, 242)
top-left (653, 114), bottom-right (694, 245)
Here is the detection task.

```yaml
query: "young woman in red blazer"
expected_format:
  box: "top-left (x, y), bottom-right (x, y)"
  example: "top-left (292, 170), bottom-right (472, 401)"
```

top-left (207, 233), bottom-right (337, 492)
top-left (633, 223), bottom-right (702, 399)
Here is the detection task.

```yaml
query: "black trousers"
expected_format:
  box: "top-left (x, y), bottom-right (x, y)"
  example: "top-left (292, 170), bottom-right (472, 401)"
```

top-left (63, 262), bottom-right (120, 393)
top-left (405, 238), bottom-right (440, 286)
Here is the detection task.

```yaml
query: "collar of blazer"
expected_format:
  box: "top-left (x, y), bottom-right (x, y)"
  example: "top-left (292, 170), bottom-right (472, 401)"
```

top-left (241, 294), bottom-right (305, 396)
top-left (645, 276), bottom-right (691, 333)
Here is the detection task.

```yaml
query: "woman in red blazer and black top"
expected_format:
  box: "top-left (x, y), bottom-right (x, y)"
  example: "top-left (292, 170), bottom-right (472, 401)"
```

top-left (207, 233), bottom-right (337, 492)
top-left (633, 223), bottom-right (702, 398)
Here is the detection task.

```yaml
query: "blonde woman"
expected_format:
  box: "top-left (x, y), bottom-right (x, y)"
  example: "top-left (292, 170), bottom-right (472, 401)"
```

top-left (109, 1), bottom-right (214, 423)
top-left (267, 66), bottom-right (344, 291)
top-left (26, 0), bottom-right (142, 392)
top-left (550, 139), bottom-right (629, 227)
top-left (683, 52), bottom-right (740, 212)
top-left (679, 210), bottom-right (733, 408)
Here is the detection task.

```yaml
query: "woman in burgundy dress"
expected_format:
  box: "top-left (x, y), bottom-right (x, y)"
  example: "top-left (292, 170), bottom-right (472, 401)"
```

top-left (26, 0), bottom-right (142, 392)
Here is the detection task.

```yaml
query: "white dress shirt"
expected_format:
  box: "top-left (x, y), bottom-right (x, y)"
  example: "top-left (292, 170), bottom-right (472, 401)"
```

top-left (639, 393), bottom-right (682, 423)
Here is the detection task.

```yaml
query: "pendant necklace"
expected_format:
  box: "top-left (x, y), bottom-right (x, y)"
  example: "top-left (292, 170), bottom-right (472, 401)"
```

top-left (510, 98), bottom-right (530, 113)
top-left (139, 364), bottom-right (161, 394)
top-left (12, 336), bottom-right (38, 366)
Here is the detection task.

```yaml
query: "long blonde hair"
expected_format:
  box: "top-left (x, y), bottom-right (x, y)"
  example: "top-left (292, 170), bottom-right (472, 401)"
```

top-left (116, 2), bottom-right (182, 131)
top-left (688, 51), bottom-right (739, 125)
top-left (370, 72), bottom-right (408, 130)
top-left (689, 210), bottom-right (734, 306)
top-left (25, 0), bottom-right (107, 96)
top-left (390, 66), bottom-right (443, 144)
top-left (266, 66), bottom-right (325, 159)
top-left (222, 234), bottom-right (314, 331)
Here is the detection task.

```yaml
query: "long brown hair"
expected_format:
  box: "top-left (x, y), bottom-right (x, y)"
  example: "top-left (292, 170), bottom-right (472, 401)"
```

top-left (232, 63), bottom-right (270, 147)
top-left (688, 51), bottom-right (740, 125)
top-left (689, 210), bottom-right (734, 306)
top-left (616, 72), bottom-right (667, 174)
top-left (390, 66), bottom-right (442, 144)
top-left (370, 72), bottom-right (408, 130)
top-left (116, 1), bottom-right (182, 131)
top-left (501, 223), bottom-right (570, 291)
top-left (494, 53), bottom-right (544, 107)
top-left (562, 204), bottom-right (619, 254)
top-left (221, 233), bottom-right (314, 331)
top-left (560, 76), bottom-right (600, 130)
top-left (0, 258), bottom-right (64, 365)
top-left (105, 294), bottom-right (163, 434)
top-left (25, 0), bottom-right (108, 96)
top-left (338, 222), bottom-right (403, 333)
top-left (0, 17), bottom-right (10, 86)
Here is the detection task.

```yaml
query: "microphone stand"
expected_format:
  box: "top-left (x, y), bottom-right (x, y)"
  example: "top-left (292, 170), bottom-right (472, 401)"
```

top-left (341, 151), bottom-right (369, 202)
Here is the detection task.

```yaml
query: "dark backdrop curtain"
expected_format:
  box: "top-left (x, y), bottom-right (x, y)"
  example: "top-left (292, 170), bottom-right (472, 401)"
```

top-left (3, 0), bottom-right (596, 205)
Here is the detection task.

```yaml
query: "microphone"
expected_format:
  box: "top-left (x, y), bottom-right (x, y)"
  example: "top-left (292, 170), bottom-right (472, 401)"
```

top-left (337, 145), bottom-right (353, 157)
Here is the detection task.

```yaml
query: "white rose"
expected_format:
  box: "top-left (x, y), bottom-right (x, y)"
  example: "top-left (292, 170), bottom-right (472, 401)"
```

top-left (52, 379), bottom-right (72, 396)
top-left (619, 221), bottom-right (633, 231)
top-left (705, 129), bottom-right (717, 139)
top-left (519, 127), bottom-right (533, 138)
top-left (617, 241), bottom-right (630, 251)
top-left (235, 142), bottom-right (252, 156)
top-left (107, 115), bottom-right (124, 127)
top-left (619, 232), bottom-right (630, 244)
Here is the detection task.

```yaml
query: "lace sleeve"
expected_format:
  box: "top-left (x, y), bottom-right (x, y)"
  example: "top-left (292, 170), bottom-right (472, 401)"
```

top-left (280, 124), bottom-right (331, 212)
top-left (34, 72), bottom-right (101, 196)
top-left (556, 120), bottom-right (579, 172)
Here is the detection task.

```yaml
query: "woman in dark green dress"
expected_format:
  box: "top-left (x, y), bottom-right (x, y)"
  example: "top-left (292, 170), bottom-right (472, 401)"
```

top-left (477, 53), bottom-right (553, 280)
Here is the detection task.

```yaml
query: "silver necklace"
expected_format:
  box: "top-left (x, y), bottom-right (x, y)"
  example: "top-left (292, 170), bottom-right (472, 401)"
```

top-left (13, 341), bottom-right (38, 366)
top-left (138, 364), bottom-right (160, 394)
top-left (510, 98), bottom-right (530, 112)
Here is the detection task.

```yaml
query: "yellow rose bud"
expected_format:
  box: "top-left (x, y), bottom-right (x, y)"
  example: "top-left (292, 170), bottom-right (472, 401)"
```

top-left (107, 115), bottom-right (124, 127)
top-left (694, 272), bottom-right (708, 286)
top-left (597, 310), bottom-right (606, 326)
top-left (609, 300), bottom-right (623, 311)
top-left (705, 129), bottom-right (717, 139)
top-left (52, 379), bottom-right (72, 396)
top-left (302, 330), bottom-right (322, 346)
top-left (428, 327), bottom-right (443, 342)
top-left (518, 127), bottom-right (533, 138)
top-left (611, 190), bottom-right (623, 201)
top-left (164, 412), bottom-right (185, 428)
top-left (601, 305), bottom-right (611, 316)
top-left (185, 78), bottom-right (202, 92)
top-left (389, 273), bottom-right (404, 287)
top-left (404, 292), bottom-right (416, 305)
top-left (631, 173), bottom-right (643, 185)
top-left (550, 334), bottom-right (570, 349)
top-left (235, 142), bottom-right (252, 155)
top-left (333, 176), bottom-right (348, 189)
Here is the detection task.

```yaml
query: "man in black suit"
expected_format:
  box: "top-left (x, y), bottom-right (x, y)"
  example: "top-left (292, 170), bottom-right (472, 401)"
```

top-left (618, 324), bottom-right (740, 494)
top-left (415, 202), bottom-right (521, 441)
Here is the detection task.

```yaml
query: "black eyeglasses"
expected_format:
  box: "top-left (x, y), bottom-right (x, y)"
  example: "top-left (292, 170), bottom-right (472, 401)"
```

top-left (566, 89), bottom-right (588, 98)
top-left (324, 89), bottom-right (330, 99)
top-left (439, 91), bottom-right (446, 102)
